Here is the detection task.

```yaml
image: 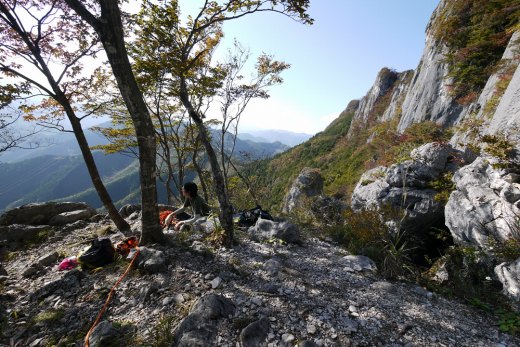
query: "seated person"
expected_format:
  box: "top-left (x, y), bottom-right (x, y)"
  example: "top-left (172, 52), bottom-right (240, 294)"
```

top-left (165, 182), bottom-right (211, 231)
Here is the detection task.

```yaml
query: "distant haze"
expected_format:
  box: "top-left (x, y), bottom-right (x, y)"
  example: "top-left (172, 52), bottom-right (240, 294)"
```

top-left (238, 130), bottom-right (312, 147)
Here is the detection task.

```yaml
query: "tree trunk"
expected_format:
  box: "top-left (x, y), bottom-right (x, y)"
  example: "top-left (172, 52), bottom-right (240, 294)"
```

top-left (66, 112), bottom-right (130, 231)
top-left (69, 0), bottom-right (163, 244)
top-left (192, 147), bottom-right (209, 202)
top-left (195, 123), bottom-right (234, 246)
top-left (179, 83), bottom-right (234, 246)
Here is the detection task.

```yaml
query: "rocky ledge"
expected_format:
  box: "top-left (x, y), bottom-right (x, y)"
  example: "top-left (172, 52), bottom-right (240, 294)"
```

top-left (0, 207), bottom-right (518, 347)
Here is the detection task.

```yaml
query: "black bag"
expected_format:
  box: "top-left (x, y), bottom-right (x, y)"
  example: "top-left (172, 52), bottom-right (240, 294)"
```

top-left (236, 205), bottom-right (273, 227)
top-left (78, 238), bottom-right (115, 269)
top-left (176, 211), bottom-right (191, 221)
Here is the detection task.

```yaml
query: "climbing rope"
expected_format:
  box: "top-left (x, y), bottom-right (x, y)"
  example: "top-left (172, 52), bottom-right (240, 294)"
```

top-left (84, 247), bottom-right (140, 347)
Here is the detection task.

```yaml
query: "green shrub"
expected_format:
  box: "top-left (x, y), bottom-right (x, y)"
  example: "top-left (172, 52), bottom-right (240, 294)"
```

top-left (489, 237), bottom-right (520, 263)
top-left (498, 310), bottom-right (520, 335)
top-left (325, 208), bottom-right (415, 279)
top-left (481, 134), bottom-right (517, 169)
top-left (429, 172), bottom-right (456, 203)
top-left (380, 229), bottom-right (416, 279)
top-left (422, 246), bottom-right (500, 301)
top-left (149, 314), bottom-right (178, 347)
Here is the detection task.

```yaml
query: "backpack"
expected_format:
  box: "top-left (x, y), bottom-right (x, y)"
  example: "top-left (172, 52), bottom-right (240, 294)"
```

top-left (78, 238), bottom-right (115, 269)
top-left (235, 206), bottom-right (273, 227)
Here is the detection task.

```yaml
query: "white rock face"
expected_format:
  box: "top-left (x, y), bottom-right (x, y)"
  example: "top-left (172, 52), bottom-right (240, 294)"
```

top-left (445, 157), bottom-right (520, 248)
top-left (282, 168), bottom-right (324, 213)
top-left (487, 62), bottom-right (520, 138)
top-left (451, 31), bottom-right (520, 147)
top-left (398, 0), bottom-right (464, 132)
top-left (495, 258), bottom-right (520, 301)
top-left (380, 70), bottom-right (414, 122)
top-left (352, 143), bottom-right (466, 234)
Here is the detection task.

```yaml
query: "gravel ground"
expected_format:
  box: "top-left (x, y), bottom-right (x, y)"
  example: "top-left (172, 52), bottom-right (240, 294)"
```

top-left (1, 219), bottom-right (519, 347)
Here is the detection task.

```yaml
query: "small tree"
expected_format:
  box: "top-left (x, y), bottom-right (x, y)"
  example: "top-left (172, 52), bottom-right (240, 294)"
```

top-left (0, 0), bottom-right (130, 231)
top-left (135, 0), bottom-right (311, 246)
top-left (216, 42), bottom-right (289, 190)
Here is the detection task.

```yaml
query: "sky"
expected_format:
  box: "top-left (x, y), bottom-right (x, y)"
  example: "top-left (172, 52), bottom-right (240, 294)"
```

top-left (179, 0), bottom-right (440, 134)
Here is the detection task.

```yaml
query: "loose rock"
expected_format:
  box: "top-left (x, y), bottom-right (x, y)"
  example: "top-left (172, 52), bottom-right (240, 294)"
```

top-left (240, 317), bottom-right (270, 347)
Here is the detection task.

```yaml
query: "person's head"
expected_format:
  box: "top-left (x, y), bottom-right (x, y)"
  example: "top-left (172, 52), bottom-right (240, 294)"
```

top-left (182, 182), bottom-right (198, 198)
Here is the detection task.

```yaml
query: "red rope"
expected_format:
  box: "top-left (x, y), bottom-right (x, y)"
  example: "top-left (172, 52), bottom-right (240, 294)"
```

top-left (84, 248), bottom-right (140, 347)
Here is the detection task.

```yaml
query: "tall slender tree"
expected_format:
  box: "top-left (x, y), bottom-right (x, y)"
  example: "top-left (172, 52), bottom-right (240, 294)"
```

top-left (63, 0), bottom-right (164, 243)
top-left (0, 0), bottom-right (130, 231)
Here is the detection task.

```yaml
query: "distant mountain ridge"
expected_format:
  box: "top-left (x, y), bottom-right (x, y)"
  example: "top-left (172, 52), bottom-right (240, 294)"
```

top-left (0, 125), bottom-right (291, 211)
top-left (0, 152), bottom-right (138, 211)
top-left (238, 129), bottom-right (312, 147)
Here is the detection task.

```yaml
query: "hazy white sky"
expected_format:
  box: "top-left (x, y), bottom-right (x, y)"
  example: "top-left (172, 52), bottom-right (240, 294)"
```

top-left (179, 0), bottom-right (440, 134)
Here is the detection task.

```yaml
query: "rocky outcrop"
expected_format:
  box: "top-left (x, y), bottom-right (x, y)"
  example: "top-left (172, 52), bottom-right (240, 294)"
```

top-left (346, 68), bottom-right (412, 140)
top-left (0, 224), bottom-right (50, 245)
top-left (282, 168), bottom-right (324, 213)
top-left (445, 156), bottom-right (520, 248)
top-left (133, 247), bottom-right (167, 274)
top-left (350, 68), bottom-right (400, 126)
top-left (380, 70), bottom-right (414, 122)
top-left (352, 142), bottom-right (466, 234)
top-left (495, 259), bottom-right (520, 301)
top-left (344, 99), bottom-right (360, 113)
top-left (336, 1), bottom-right (519, 139)
top-left (0, 202), bottom-right (93, 226)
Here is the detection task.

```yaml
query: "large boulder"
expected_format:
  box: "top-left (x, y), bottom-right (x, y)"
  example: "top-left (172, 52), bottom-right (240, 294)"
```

top-left (283, 168), bottom-right (324, 213)
top-left (49, 208), bottom-right (96, 226)
top-left (118, 204), bottom-right (141, 219)
top-left (0, 202), bottom-right (93, 226)
top-left (248, 218), bottom-right (302, 245)
top-left (172, 294), bottom-right (235, 347)
top-left (445, 156), bottom-right (520, 248)
top-left (240, 317), bottom-right (270, 347)
top-left (352, 142), bottom-right (466, 234)
top-left (133, 247), bottom-right (167, 274)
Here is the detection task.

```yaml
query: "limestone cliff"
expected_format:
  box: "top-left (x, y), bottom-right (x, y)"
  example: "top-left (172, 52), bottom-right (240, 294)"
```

top-left (344, 0), bottom-right (519, 142)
